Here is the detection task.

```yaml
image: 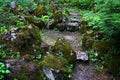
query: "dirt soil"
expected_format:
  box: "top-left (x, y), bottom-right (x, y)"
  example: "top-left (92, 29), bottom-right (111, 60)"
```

top-left (41, 30), bottom-right (113, 80)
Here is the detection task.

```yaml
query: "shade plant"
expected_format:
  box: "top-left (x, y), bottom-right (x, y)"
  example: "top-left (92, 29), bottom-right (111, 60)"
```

top-left (0, 62), bottom-right (10, 79)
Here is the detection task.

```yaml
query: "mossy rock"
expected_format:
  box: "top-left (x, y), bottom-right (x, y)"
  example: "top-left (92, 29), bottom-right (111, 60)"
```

top-left (48, 11), bottom-right (64, 29)
top-left (107, 56), bottom-right (120, 73)
top-left (0, 35), bottom-right (4, 44)
top-left (5, 59), bottom-right (43, 80)
top-left (52, 11), bottom-right (63, 23)
top-left (14, 65), bottom-right (42, 80)
top-left (92, 40), bottom-right (111, 56)
top-left (34, 5), bottom-right (47, 17)
top-left (1, 25), bottom-right (42, 55)
top-left (56, 23), bottom-right (66, 31)
top-left (33, 20), bottom-right (45, 29)
top-left (15, 67), bottom-right (44, 80)
top-left (82, 34), bottom-right (94, 50)
top-left (24, 15), bottom-right (34, 23)
top-left (54, 38), bottom-right (76, 63)
top-left (25, 15), bottom-right (45, 29)
top-left (80, 21), bottom-right (88, 33)
top-left (40, 54), bottom-right (69, 72)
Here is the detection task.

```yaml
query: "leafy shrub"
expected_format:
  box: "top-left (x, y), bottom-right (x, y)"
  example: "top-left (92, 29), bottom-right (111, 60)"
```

top-left (95, 0), bottom-right (120, 13)
top-left (87, 49), bottom-right (98, 62)
top-left (0, 26), bottom-right (8, 34)
top-left (0, 49), bottom-right (7, 59)
top-left (0, 62), bottom-right (10, 79)
top-left (82, 11), bottom-right (104, 30)
top-left (0, 13), bottom-right (16, 27)
top-left (94, 0), bottom-right (120, 75)
top-left (94, 65), bottom-right (103, 72)
top-left (69, 0), bottom-right (94, 9)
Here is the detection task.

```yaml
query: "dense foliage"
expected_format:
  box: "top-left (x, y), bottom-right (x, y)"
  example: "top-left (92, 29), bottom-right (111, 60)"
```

top-left (0, 62), bottom-right (10, 79)
top-left (83, 0), bottom-right (120, 75)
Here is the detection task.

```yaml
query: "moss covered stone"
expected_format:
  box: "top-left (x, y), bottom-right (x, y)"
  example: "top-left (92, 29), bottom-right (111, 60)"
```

top-left (92, 40), bottom-right (111, 56)
top-left (40, 54), bottom-right (68, 72)
top-left (54, 38), bottom-right (76, 63)
top-left (82, 34), bottom-right (94, 50)
top-left (25, 15), bottom-right (45, 29)
top-left (1, 24), bottom-right (42, 55)
top-left (14, 66), bottom-right (44, 80)
top-left (0, 35), bottom-right (4, 44)
top-left (52, 11), bottom-right (63, 23)
top-left (80, 21), bottom-right (90, 33)
top-left (107, 56), bottom-right (120, 73)
top-left (34, 5), bottom-right (46, 17)
top-left (5, 59), bottom-right (42, 80)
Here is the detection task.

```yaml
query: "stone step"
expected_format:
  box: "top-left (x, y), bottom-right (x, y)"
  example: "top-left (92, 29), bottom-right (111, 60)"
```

top-left (69, 11), bottom-right (80, 16)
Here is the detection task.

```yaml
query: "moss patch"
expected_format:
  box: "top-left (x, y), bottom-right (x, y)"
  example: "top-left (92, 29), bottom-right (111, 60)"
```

top-left (92, 40), bottom-right (111, 56)
top-left (34, 5), bottom-right (46, 17)
top-left (54, 38), bottom-right (76, 63)
top-left (107, 56), bottom-right (120, 73)
top-left (40, 54), bottom-right (68, 72)
top-left (1, 25), bottom-right (42, 55)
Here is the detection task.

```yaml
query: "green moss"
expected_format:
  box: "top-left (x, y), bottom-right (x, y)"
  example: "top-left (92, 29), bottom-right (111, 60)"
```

top-left (14, 66), bottom-right (29, 80)
top-left (80, 21), bottom-right (91, 33)
top-left (24, 15), bottom-right (35, 24)
top-left (34, 5), bottom-right (46, 17)
top-left (54, 38), bottom-right (76, 63)
top-left (0, 35), bottom-right (3, 44)
top-left (1, 25), bottom-right (42, 55)
top-left (14, 65), bottom-right (42, 80)
top-left (82, 34), bottom-right (94, 50)
top-left (48, 6), bottom-right (58, 13)
top-left (40, 54), bottom-right (69, 72)
top-left (92, 40), bottom-right (110, 56)
top-left (13, 5), bottom-right (23, 14)
top-left (106, 48), bottom-right (120, 74)
top-left (25, 15), bottom-right (45, 28)
top-left (107, 56), bottom-right (120, 73)
top-left (52, 11), bottom-right (63, 22)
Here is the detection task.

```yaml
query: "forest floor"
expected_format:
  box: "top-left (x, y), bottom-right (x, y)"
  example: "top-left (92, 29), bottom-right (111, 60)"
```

top-left (41, 29), bottom-right (113, 80)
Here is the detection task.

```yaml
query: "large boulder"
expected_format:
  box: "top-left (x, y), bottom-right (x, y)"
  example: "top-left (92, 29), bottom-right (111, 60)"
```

top-left (4, 59), bottom-right (42, 80)
top-left (53, 38), bottom-right (76, 63)
top-left (40, 54), bottom-right (68, 72)
top-left (0, 25), bottom-right (42, 55)
top-left (92, 40), bottom-right (111, 56)
top-left (66, 13), bottom-right (81, 31)
top-left (40, 54), bottom-right (69, 80)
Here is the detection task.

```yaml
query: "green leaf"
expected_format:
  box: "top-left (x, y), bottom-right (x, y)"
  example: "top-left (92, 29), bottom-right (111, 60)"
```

top-left (2, 70), bottom-right (5, 73)
top-left (36, 54), bottom-right (42, 60)
top-left (0, 75), bottom-right (4, 79)
top-left (6, 70), bottom-right (10, 74)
